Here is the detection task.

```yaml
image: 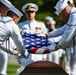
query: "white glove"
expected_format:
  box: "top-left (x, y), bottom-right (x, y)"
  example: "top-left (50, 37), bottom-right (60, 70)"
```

top-left (47, 43), bottom-right (56, 51)
top-left (24, 50), bottom-right (29, 59)
top-left (17, 50), bottom-right (29, 59)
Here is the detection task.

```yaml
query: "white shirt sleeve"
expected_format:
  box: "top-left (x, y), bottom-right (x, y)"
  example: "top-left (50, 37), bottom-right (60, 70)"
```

top-left (48, 25), bottom-right (66, 37)
top-left (8, 22), bottom-right (25, 56)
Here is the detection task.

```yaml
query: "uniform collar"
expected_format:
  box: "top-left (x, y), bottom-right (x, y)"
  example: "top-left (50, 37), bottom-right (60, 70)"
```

top-left (70, 7), bottom-right (76, 14)
top-left (2, 16), bottom-right (13, 22)
top-left (27, 19), bottom-right (36, 23)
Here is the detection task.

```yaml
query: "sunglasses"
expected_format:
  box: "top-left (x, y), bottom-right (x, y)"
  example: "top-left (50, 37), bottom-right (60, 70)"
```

top-left (25, 11), bottom-right (35, 14)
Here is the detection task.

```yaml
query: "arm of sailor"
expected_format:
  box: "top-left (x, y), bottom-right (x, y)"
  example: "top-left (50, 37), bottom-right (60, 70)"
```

top-left (9, 38), bottom-right (26, 57)
top-left (48, 24), bottom-right (66, 38)
top-left (58, 25), bottom-right (76, 49)
top-left (10, 24), bottom-right (28, 58)
top-left (0, 41), bottom-right (27, 58)
top-left (0, 41), bottom-right (19, 55)
top-left (57, 12), bottom-right (76, 49)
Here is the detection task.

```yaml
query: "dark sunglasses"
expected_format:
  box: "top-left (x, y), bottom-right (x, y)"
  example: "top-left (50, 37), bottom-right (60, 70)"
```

top-left (25, 11), bottom-right (35, 14)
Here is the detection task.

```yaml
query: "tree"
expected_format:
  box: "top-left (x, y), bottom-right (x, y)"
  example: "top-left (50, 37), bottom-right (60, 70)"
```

top-left (9, 0), bottom-right (65, 26)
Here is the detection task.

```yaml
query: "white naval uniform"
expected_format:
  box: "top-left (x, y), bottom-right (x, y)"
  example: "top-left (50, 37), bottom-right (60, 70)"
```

top-left (57, 7), bottom-right (76, 49)
top-left (0, 16), bottom-right (25, 56)
top-left (18, 20), bottom-right (47, 62)
top-left (58, 7), bottom-right (76, 75)
top-left (0, 50), bottom-right (8, 75)
top-left (49, 7), bottom-right (76, 75)
top-left (0, 16), bottom-right (8, 75)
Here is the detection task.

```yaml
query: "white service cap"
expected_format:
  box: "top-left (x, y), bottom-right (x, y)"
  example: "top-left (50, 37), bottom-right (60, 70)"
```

top-left (22, 3), bottom-right (38, 13)
top-left (68, 0), bottom-right (73, 4)
top-left (45, 16), bottom-right (56, 25)
top-left (49, 20), bottom-right (56, 25)
top-left (54, 0), bottom-right (68, 15)
top-left (45, 16), bottom-right (53, 21)
top-left (9, 7), bottom-right (23, 18)
top-left (0, 0), bottom-right (14, 8)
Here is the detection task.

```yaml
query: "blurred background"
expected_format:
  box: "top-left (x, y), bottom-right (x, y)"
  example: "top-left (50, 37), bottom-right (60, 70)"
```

top-left (8, 0), bottom-right (75, 27)
top-left (7, 0), bottom-right (76, 75)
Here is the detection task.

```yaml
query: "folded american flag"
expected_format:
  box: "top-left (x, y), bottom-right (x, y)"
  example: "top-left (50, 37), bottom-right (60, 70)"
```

top-left (22, 32), bottom-right (51, 54)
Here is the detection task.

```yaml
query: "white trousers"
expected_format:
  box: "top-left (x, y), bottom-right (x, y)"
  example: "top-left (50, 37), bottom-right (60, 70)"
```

top-left (0, 50), bottom-right (8, 75)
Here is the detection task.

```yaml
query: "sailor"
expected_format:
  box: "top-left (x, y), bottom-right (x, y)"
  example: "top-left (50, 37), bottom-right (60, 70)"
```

top-left (0, 0), bottom-right (14, 75)
top-left (0, 7), bottom-right (29, 58)
top-left (16, 3), bottom-right (47, 75)
top-left (48, 0), bottom-right (76, 75)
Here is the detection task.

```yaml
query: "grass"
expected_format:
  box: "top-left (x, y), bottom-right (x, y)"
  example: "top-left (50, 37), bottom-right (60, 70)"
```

top-left (7, 64), bottom-right (20, 75)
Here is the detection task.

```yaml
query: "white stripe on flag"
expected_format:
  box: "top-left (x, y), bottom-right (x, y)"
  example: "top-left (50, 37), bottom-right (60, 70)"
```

top-left (36, 47), bottom-right (48, 54)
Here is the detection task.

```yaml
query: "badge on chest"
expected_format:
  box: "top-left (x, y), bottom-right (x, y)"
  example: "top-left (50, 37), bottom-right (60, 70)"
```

top-left (35, 27), bottom-right (42, 34)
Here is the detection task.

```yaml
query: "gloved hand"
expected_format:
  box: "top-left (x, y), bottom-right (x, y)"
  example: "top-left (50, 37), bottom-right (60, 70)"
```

top-left (23, 50), bottom-right (29, 59)
top-left (17, 50), bottom-right (29, 59)
top-left (47, 43), bottom-right (56, 51)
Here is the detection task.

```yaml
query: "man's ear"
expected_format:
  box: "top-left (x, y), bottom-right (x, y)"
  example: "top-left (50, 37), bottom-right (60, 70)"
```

top-left (63, 9), bottom-right (67, 16)
top-left (13, 16), bottom-right (16, 19)
top-left (12, 16), bottom-right (15, 20)
top-left (13, 16), bottom-right (18, 21)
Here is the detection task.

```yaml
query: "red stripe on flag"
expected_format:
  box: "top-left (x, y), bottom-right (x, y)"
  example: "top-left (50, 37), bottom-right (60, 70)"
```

top-left (31, 48), bottom-right (39, 53)
top-left (43, 49), bottom-right (50, 54)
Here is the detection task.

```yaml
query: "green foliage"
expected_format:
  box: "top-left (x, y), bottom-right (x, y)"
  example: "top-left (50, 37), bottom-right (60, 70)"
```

top-left (7, 64), bottom-right (20, 75)
top-left (8, 0), bottom-right (64, 26)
